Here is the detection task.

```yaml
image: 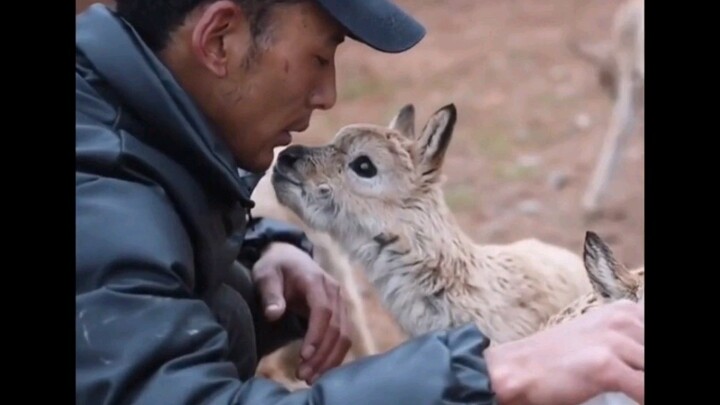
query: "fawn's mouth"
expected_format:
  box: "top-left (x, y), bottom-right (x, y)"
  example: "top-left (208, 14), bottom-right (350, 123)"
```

top-left (272, 166), bottom-right (303, 187)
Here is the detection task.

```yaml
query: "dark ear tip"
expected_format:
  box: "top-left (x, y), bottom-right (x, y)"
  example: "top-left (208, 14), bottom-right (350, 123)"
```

top-left (585, 230), bottom-right (601, 243)
top-left (398, 103), bottom-right (415, 115)
top-left (438, 103), bottom-right (457, 124)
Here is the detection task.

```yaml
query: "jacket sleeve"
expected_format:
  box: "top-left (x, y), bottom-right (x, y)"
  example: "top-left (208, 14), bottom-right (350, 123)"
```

top-left (238, 216), bottom-right (315, 267)
top-left (76, 173), bottom-right (499, 405)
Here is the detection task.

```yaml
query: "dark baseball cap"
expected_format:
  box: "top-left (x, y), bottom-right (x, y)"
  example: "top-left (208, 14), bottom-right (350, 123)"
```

top-left (314, 0), bottom-right (426, 53)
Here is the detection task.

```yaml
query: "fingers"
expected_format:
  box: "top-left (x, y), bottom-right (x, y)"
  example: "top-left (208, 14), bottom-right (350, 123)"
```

top-left (254, 244), bottom-right (351, 384)
top-left (303, 312), bottom-right (340, 383)
top-left (309, 287), bottom-right (352, 383)
top-left (603, 300), bottom-right (644, 346)
top-left (297, 277), bottom-right (345, 383)
top-left (252, 264), bottom-right (286, 322)
top-left (614, 299), bottom-right (644, 323)
top-left (612, 366), bottom-right (644, 404)
top-left (627, 299), bottom-right (643, 324)
top-left (597, 319), bottom-right (644, 403)
top-left (310, 335), bottom-right (351, 384)
top-left (614, 335), bottom-right (644, 372)
top-left (295, 283), bottom-right (333, 381)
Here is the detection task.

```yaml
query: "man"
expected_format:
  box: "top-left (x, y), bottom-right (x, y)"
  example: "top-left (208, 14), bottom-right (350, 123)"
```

top-left (76, 0), bottom-right (644, 404)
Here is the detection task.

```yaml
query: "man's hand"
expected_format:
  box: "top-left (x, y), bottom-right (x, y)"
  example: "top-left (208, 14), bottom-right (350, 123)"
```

top-left (252, 242), bottom-right (352, 384)
top-left (485, 299), bottom-right (644, 405)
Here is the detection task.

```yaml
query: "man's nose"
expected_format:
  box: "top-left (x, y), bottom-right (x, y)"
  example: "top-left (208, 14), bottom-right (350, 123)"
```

top-left (310, 69), bottom-right (338, 111)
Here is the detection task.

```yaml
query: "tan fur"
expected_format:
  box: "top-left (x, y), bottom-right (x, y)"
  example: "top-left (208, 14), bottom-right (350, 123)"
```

top-left (540, 231), bottom-right (644, 405)
top-left (250, 148), bottom-right (379, 389)
top-left (271, 103), bottom-right (593, 344)
top-left (569, 0), bottom-right (645, 215)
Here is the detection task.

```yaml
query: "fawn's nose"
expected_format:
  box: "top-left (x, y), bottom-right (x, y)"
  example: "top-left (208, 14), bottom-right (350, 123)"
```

top-left (277, 145), bottom-right (307, 169)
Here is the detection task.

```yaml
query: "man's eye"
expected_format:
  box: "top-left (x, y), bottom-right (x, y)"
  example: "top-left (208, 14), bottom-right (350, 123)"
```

top-left (315, 55), bottom-right (329, 67)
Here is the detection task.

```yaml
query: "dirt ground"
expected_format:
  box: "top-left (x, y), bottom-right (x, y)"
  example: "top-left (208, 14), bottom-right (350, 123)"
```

top-left (77, 0), bottom-right (644, 387)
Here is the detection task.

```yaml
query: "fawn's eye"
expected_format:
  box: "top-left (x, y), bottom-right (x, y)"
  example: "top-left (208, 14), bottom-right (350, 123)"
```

top-left (349, 155), bottom-right (377, 178)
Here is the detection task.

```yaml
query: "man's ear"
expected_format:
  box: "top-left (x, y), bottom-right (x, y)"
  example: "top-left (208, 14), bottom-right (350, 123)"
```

top-left (190, 0), bottom-right (248, 77)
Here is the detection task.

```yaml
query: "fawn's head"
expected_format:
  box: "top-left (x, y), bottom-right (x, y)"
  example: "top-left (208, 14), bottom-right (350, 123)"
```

top-left (271, 103), bottom-right (458, 235)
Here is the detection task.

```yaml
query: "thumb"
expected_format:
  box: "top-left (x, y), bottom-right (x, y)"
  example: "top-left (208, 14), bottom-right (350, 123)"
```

top-left (254, 267), bottom-right (287, 322)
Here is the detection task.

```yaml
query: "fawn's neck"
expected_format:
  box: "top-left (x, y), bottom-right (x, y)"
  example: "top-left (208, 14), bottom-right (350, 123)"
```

top-left (340, 194), bottom-right (483, 287)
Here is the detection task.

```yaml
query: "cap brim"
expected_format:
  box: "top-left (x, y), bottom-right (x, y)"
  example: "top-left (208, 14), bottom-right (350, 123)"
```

top-left (315, 0), bottom-right (426, 53)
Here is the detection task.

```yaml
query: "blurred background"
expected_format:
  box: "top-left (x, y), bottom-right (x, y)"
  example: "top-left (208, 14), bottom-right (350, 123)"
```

top-left (77, 0), bottom-right (644, 366)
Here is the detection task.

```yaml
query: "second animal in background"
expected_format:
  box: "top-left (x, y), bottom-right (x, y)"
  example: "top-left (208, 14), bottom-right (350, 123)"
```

top-left (568, 0), bottom-right (645, 216)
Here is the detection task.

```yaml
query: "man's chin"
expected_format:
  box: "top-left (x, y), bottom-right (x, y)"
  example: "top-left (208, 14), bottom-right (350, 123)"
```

top-left (235, 151), bottom-right (274, 174)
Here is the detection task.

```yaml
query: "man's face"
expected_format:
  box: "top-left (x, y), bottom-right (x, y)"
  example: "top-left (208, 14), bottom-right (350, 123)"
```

top-left (167, 1), bottom-right (345, 172)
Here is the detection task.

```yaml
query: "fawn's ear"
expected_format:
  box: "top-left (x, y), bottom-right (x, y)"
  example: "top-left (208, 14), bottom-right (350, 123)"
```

top-left (414, 103), bottom-right (457, 175)
top-left (583, 231), bottom-right (638, 300)
top-left (388, 103), bottom-right (416, 139)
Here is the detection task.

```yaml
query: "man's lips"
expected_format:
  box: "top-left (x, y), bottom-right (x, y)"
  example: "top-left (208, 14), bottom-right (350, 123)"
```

top-left (296, 121), bottom-right (310, 132)
top-left (276, 119), bottom-right (310, 146)
top-left (290, 118), bottom-right (311, 133)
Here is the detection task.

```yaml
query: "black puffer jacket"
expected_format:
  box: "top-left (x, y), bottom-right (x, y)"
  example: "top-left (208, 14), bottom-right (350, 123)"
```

top-left (75, 4), bottom-right (499, 404)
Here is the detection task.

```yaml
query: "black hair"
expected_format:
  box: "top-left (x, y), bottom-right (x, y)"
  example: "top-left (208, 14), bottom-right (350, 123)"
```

top-left (115, 0), bottom-right (306, 52)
